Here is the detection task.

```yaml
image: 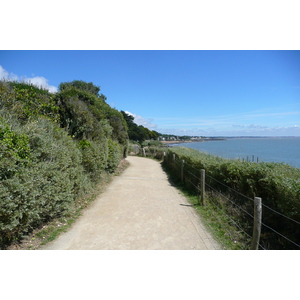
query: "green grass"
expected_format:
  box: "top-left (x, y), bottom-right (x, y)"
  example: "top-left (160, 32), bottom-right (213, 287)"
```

top-left (161, 162), bottom-right (249, 250)
top-left (181, 189), bottom-right (247, 250)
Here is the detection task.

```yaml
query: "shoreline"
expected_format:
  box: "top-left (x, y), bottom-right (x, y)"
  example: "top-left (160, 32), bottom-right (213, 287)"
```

top-left (161, 138), bottom-right (226, 145)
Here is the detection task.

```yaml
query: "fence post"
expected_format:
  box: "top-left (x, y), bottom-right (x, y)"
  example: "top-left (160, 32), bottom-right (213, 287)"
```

top-left (200, 169), bottom-right (205, 205)
top-left (173, 153), bottom-right (176, 162)
top-left (163, 151), bottom-right (165, 162)
top-left (181, 160), bottom-right (185, 182)
top-left (250, 197), bottom-right (262, 250)
top-left (143, 148), bottom-right (146, 157)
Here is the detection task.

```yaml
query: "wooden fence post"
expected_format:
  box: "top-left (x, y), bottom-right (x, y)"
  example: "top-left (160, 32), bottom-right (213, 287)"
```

top-left (181, 160), bottom-right (185, 182)
top-left (200, 169), bottom-right (205, 205)
top-left (143, 148), bottom-right (146, 157)
top-left (250, 197), bottom-right (262, 250)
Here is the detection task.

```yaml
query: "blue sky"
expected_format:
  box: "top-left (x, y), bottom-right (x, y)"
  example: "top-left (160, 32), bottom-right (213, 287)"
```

top-left (1, 50), bottom-right (300, 136)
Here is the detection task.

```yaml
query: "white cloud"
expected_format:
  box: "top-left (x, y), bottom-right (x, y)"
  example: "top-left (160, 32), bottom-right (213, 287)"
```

top-left (125, 111), bottom-right (157, 130)
top-left (23, 76), bottom-right (58, 93)
top-left (232, 124), bottom-right (268, 129)
top-left (156, 124), bottom-right (300, 137)
top-left (0, 65), bottom-right (18, 81)
top-left (122, 111), bottom-right (300, 136)
top-left (0, 65), bottom-right (9, 78)
top-left (0, 65), bottom-right (58, 93)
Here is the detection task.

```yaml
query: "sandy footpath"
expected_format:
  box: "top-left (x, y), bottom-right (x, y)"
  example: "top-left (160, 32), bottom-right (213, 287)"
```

top-left (40, 156), bottom-right (220, 250)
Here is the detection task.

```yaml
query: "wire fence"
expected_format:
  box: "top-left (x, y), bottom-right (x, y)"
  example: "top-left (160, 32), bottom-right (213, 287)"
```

top-left (162, 150), bottom-right (300, 250)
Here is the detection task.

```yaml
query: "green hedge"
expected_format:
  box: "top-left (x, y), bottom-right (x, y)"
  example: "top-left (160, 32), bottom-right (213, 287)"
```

top-left (0, 117), bottom-right (90, 246)
top-left (0, 81), bottom-right (59, 123)
top-left (163, 147), bottom-right (300, 249)
top-left (0, 80), bottom-right (129, 248)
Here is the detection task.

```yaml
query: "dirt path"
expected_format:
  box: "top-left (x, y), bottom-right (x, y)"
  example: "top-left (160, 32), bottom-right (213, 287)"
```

top-left (40, 156), bottom-right (220, 250)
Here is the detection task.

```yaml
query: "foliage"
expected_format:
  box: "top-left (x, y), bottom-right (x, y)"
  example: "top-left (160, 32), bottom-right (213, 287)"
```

top-left (79, 138), bottom-right (108, 181)
top-left (0, 81), bottom-right (60, 123)
top-left (163, 146), bottom-right (300, 249)
top-left (121, 111), bottom-right (159, 142)
top-left (0, 118), bottom-right (31, 180)
top-left (106, 139), bottom-right (123, 173)
top-left (140, 146), bottom-right (167, 160)
top-left (0, 117), bottom-right (90, 247)
top-left (0, 80), bottom-right (129, 248)
top-left (59, 80), bottom-right (101, 97)
top-left (55, 85), bottom-right (128, 155)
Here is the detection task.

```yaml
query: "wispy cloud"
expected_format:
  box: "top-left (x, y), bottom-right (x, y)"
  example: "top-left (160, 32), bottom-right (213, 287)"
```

top-left (157, 124), bottom-right (300, 137)
top-left (152, 106), bottom-right (300, 136)
top-left (0, 65), bottom-right (58, 93)
top-left (154, 109), bottom-right (300, 128)
top-left (125, 111), bottom-right (157, 130)
top-left (0, 65), bottom-right (18, 81)
top-left (232, 124), bottom-right (268, 129)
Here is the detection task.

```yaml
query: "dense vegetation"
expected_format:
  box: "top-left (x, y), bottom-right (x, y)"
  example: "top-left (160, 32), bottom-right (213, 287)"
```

top-left (121, 111), bottom-right (159, 142)
top-left (162, 147), bottom-right (300, 249)
top-left (0, 80), bottom-right (129, 248)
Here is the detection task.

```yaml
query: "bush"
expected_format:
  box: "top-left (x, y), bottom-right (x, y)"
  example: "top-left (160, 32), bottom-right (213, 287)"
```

top-left (0, 117), bottom-right (91, 247)
top-left (106, 139), bottom-right (123, 173)
top-left (0, 81), bottom-right (59, 123)
top-left (0, 118), bottom-right (31, 180)
top-left (59, 80), bottom-right (101, 97)
top-left (56, 91), bottom-right (106, 140)
top-left (78, 138), bottom-right (108, 181)
top-left (163, 147), bottom-right (300, 249)
top-left (142, 146), bottom-right (166, 160)
top-left (0, 80), bottom-right (129, 248)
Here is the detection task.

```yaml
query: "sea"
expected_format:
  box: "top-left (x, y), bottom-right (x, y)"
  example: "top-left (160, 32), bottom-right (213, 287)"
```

top-left (171, 137), bottom-right (300, 169)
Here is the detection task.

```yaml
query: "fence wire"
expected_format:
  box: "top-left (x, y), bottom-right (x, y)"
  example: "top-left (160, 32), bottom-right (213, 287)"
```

top-left (163, 152), bottom-right (300, 250)
top-left (206, 188), bottom-right (266, 249)
top-left (261, 223), bottom-right (300, 248)
top-left (205, 173), bottom-right (254, 203)
top-left (262, 203), bottom-right (300, 226)
top-left (205, 182), bottom-right (254, 219)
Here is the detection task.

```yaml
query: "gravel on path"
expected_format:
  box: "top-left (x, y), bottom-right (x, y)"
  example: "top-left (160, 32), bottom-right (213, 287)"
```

top-left (40, 156), bottom-right (220, 250)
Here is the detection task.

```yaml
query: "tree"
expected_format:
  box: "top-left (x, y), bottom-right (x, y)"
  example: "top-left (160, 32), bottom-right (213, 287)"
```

top-left (59, 80), bottom-right (101, 97)
top-left (121, 111), bottom-right (159, 142)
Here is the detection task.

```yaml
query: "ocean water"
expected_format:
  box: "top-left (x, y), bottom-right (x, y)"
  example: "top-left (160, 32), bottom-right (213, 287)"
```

top-left (172, 137), bottom-right (300, 169)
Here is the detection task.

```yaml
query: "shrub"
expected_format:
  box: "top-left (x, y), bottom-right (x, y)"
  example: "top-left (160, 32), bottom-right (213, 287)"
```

top-left (0, 80), bottom-right (129, 248)
top-left (106, 139), bottom-right (123, 173)
top-left (0, 81), bottom-right (59, 123)
top-left (59, 80), bottom-right (101, 97)
top-left (0, 118), bottom-right (31, 180)
top-left (56, 92), bottom-right (106, 140)
top-left (163, 147), bottom-right (300, 249)
top-left (0, 117), bottom-right (89, 247)
top-left (142, 146), bottom-right (166, 160)
top-left (78, 138), bottom-right (108, 181)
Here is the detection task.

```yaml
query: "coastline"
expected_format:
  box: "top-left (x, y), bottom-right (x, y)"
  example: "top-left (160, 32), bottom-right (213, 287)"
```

top-left (161, 138), bottom-right (225, 145)
top-left (161, 140), bottom-right (192, 145)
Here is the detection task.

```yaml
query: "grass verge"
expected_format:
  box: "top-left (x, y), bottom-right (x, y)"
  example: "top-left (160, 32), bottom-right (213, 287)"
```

top-left (161, 163), bottom-right (248, 250)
